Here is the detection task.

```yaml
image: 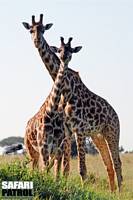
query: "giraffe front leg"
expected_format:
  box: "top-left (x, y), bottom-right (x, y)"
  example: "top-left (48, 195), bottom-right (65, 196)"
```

top-left (75, 133), bottom-right (87, 184)
top-left (62, 137), bottom-right (71, 178)
top-left (53, 148), bottom-right (62, 180)
top-left (62, 122), bottom-right (73, 178)
top-left (47, 155), bottom-right (55, 174)
top-left (62, 143), bottom-right (71, 178)
top-left (38, 143), bottom-right (49, 171)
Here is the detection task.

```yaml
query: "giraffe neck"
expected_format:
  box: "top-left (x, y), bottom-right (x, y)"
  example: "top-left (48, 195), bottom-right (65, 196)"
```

top-left (38, 38), bottom-right (60, 81)
top-left (46, 60), bottom-right (67, 114)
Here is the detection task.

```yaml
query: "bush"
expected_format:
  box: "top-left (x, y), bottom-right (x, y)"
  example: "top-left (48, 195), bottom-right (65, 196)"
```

top-left (0, 157), bottom-right (115, 200)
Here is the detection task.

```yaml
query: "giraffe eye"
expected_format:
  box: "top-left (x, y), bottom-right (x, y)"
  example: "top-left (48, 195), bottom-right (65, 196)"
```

top-left (58, 49), bottom-right (62, 53)
top-left (30, 30), bottom-right (34, 34)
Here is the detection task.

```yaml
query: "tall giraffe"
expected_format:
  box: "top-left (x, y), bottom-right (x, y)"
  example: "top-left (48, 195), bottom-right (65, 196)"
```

top-left (24, 36), bottom-right (81, 178)
top-left (23, 15), bottom-right (71, 177)
top-left (22, 14), bottom-right (122, 191)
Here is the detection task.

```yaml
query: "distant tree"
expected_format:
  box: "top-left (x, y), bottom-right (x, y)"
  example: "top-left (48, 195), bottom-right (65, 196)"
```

top-left (0, 136), bottom-right (24, 147)
top-left (119, 146), bottom-right (124, 153)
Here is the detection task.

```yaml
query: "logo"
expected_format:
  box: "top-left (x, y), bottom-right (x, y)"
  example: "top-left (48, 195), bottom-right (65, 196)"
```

top-left (1, 181), bottom-right (33, 198)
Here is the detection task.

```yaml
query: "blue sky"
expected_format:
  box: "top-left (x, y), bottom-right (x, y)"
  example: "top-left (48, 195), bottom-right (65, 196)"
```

top-left (0, 0), bottom-right (133, 150)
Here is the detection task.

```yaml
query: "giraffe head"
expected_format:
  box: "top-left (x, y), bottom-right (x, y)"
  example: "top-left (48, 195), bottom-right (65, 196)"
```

top-left (22, 14), bottom-right (53, 48)
top-left (51, 37), bottom-right (82, 65)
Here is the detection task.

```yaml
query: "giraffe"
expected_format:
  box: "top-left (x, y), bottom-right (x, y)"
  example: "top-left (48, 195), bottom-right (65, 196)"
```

top-left (23, 14), bottom-right (71, 177)
top-left (24, 36), bottom-right (81, 178)
top-left (22, 14), bottom-right (122, 191)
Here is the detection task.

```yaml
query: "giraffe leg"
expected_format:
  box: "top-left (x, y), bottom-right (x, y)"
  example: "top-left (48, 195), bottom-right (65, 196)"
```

top-left (62, 137), bottom-right (71, 178)
top-left (24, 135), bottom-right (39, 169)
top-left (92, 134), bottom-right (115, 192)
top-left (75, 133), bottom-right (87, 183)
top-left (105, 132), bottom-right (123, 192)
top-left (37, 126), bottom-right (51, 171)
top-left (62, 122), bottom-right (73, 178)
top-left (53, 148), bottom-right (62, 180)
top-left (47, 155), bottom-right (55, 173)
top-left (38, 143), bottom-right (49, 171)
top-left (50, 137), bottom-right (71, 179)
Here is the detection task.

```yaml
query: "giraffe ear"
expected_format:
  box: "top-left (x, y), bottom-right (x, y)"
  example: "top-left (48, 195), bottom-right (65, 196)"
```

top-left (72, 46), bottom-right (82, 53)
top-left (44, 23), bottom-right (53, 30)
top-left (50, 46), bottom-right (58, 53)
top-left (22, 22), bottom-right (31, 30)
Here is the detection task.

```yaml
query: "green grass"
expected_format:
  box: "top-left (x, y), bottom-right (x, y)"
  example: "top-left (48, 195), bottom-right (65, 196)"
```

top-left (0, 154), bottom-right (133, 200)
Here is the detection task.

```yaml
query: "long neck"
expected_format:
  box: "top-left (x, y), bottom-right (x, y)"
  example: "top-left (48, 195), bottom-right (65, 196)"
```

top-left (38, 37), bottom-right (60, 81)
top-left (46, 60), bottom-right (67, 114)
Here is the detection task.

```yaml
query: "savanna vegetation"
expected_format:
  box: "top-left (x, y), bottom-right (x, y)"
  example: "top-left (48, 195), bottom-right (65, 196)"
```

top-left (0, 153), bottom-right (133, 200)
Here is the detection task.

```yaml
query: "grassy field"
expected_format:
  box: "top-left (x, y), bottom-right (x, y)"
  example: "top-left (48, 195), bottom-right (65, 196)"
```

top-left (0, 153), bottom-right (133, 200)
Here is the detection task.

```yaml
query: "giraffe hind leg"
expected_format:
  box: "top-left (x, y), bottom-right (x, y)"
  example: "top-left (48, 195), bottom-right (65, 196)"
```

top-left (92, 134), bottom-right (115, 192)
top-left (24, 135), bottom-right (39, 169)
top-left (105, 131), bottom-right (123, 192)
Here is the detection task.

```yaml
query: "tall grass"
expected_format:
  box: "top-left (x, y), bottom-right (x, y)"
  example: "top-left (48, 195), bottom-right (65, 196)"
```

top-left (0, 154), bottom-right (133, 200)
